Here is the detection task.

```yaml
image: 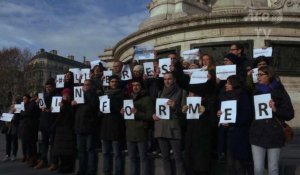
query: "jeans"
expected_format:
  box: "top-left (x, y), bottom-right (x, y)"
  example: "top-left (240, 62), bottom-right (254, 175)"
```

top-left (127, 141), bottom-right (149, 175)
top-left (251, 145), bottom-right (280, 175)
top-left (41, 130), bottom-right (56, 164)
top-left (5, 134), bottom-right (18, 157)
top-left (77, 134), bottom-right (98, 175)
top-left (102, 140), bottom-right (124, 175)
top-left (158, 138), bottom-right (186, 175)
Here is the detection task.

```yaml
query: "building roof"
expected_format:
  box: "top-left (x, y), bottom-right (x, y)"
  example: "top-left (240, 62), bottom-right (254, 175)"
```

top-left (31, 50), bottom-right (87, 68)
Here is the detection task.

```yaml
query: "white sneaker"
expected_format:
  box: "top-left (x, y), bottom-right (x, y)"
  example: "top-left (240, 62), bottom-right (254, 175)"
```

top-left (10, 155), bottom-right (16, 161)
top-left (2, 155), bottom-right (10, 162)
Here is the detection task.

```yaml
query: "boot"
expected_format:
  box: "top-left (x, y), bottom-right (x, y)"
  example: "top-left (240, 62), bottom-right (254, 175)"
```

top-left (34, 160), bottom-right (46, 169)
top-left (48, 164), bottom-right (58, 171)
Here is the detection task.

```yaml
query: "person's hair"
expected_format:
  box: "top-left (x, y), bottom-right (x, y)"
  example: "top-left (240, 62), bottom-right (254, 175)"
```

top-left (200, 54), bottom-right (215, 69)
top-left (258, 66), bottom-right (276, 82)
top-left (227, 75), bottom-right (241, 89)
top-left (23, 94), bottom-right (31, 100)
top-left (45, 78), bottom-right (55, 86)
top-left (253, 56), bottom-right (270, 68)
top-left (108, 75), bottom-right (120, 82)
top-left (231, 43), bottom-right (244, 54)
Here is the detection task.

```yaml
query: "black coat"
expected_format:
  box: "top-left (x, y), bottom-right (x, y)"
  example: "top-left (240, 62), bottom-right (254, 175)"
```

top-left (53, 102), bottom-right (76, 156)
top-left (39, 91), bottom-right (57, 132)
top-left (74, 90), bottom-right (100, 134)
top-left (250, 82), bottom-right (294, 148)
top-left (100, 89), bottom-right (125, 141)
top-left (19, 101), bottom-right (40, 142)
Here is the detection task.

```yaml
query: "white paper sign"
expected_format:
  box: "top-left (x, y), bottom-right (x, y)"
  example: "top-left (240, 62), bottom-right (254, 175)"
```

top-left (219, 100), bottom-right (237, 124)
top-left (0, 113), bottom-right (14, 122)
top-left (183, 68), bottom-right (203, 75)
top-left (121, 64), bottom-right (132, 81)
top-left (189, 71), bottom-right (208, 84)
top-left (186, 97), bottom-right (202, 119)
top-left (81, 68), bottom-right (91, 83)
top-left (253, 47), bottom-right (273, 58)
top-left (56, 74), bottom-right (65, 88)
top-left (74, 86), bottom-right (85, 104)
top-left (51, 96), bottom-right (62, 113)
top-left (69, 68), bottom-right (81, 84)
top-left (181, 49), bottom-right (199, 62)
top-left (134, 45), bottom-right (155, 61)
top-left (254, 94), bottom-right (272, 120)
top-left (156, 98), bottom-right (170, 119)
top-left (123, 100), bottom-right (134, 120)
top-left (103, 70), bottom-right (113, 86)
top-left (216, 65), bottom-right (236, 80)
top-left (159, 58), bottom-right (171, 77)
top-left (20, 102), bottom-right (25, 111)
top-left (38, 93), bottom-right (46, 108)
top-left (14, 104), bottom-right (23, 113)
top-left (143, 62), bottom-right (154, 77)
top-left (99, 95), bottom-right (110, 114)
top-left (252, 68), bottom-right (258, 83)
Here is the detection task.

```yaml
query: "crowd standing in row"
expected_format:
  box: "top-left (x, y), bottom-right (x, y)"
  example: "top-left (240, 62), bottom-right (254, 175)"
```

top-left (1, 43), bottom-right (294, 175)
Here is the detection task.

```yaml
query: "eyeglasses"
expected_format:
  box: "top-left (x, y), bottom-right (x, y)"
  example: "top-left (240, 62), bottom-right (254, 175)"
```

top-left (257, 73), bottom-right (268, 77)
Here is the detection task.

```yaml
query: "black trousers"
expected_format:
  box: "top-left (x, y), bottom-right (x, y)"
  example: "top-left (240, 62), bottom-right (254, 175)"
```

top-left (5, 134), bottom-right (18, 157)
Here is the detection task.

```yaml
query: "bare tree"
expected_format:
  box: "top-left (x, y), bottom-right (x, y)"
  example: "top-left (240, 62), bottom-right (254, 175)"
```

top-left (0, 47), bottom-right (32, 111)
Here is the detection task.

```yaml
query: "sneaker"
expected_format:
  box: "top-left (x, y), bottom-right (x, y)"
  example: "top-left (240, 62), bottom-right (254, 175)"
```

top-left (10, 155), bottom-right (16, 161)
top-left (2, 155), bottom-right (10, 162)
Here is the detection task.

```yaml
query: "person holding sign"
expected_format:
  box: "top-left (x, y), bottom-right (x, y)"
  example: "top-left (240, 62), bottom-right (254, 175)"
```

top-left (181, 79), bottom-right (218, 175)
top-left (35, 79), bottom-right (58, 169)
top-left (249, 66), bottom-right (294, 175)
top-left (152, 72), bottom-right (187, 175)
top-left (18, 94), bottom-right (40, 166)
top-left (199, 54), bottom-right (216, 71)
top-left (100, 75), bottom-right (126, 175)
top-left (90, 64), bottom-right (106, 96)
top-left (52, 88), bottom-right (76, 173)
top-left (120, 79), bottom-right (154, 175)
top-left (217, 75), bottom-right (253, 175)
top-left (72, 79), bottom-right (100, 175)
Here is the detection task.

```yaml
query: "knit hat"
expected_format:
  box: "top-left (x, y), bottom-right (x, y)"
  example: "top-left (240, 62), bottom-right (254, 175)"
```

top-left (224, 53), bottom-right (239, 64)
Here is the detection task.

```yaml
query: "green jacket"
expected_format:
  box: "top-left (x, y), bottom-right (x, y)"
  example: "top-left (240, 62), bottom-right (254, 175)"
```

top-left (126, 90), bottom-right (154, 142)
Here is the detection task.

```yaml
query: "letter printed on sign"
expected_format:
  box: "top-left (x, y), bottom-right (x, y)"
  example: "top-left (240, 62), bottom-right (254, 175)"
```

top-left (103, 70), bottom-right (112, 86)
top-left (81, 68), bottom-right (91, 83)
top-left (74, 86), bottom-right (85, 104)
top-left (123, 100), bottom-right (134, 120)
top-left (186, 97), bottom-right (202, 119)
top-left (155, 98), bottom-right (170, 119)
top-left (216, 65), bottom-right (236, 80)
top-left (159, 58), bottom-right (171, 77)
top-left (254, 94), bottom-right (272, 120)
top-left (38, 93), bottom-right (46, 108)
top-left (99, 95), bottom-right (110, 114)
top-left (143, 62), bottom-right (154, 77)
top-left (0, 113), bottom-right (14, 122)
top-left (51, 96), bottom-right (62, 113)
top-left (69, 68), bottom-right (81, 84)
top-left (219, 100), bottom-right (237, 124)
top-left (56, 74), bottom-right (65, 88)
top-left (121, 64), bottom-right (132, 81)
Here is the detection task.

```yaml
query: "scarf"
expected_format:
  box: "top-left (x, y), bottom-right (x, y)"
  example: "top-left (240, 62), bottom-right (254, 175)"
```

top-left (160, 84), bottom-right (180, 98)
top-left (255, 79), bottom-right (280, 94)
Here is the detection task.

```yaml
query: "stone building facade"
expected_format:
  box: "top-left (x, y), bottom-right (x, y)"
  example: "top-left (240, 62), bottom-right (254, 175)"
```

top-left (25, 49), bottom-right (87, 92)
top-left (100, 0), bottom-right (300, 127)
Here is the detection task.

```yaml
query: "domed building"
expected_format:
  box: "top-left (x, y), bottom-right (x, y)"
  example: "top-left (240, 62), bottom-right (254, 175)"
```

top-left (100, 0), bottom-right (300, 126)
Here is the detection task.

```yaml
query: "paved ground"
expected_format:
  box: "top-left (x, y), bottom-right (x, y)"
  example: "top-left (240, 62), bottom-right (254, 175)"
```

top-left (0, 130), bottom-right (300, 175)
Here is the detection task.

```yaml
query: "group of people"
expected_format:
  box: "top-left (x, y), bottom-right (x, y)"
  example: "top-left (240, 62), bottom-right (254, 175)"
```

top-left (1, 43), bottom-right (294, 175)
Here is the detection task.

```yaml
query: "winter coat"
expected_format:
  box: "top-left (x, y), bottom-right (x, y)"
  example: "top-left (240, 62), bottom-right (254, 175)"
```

top-left (250, 81), bottom-right (294, 148)
top-left (154, 85), bottom-right (186, 139)
top-left (53, 101), bottom-right (76, 156)
top-left (74, 90), bottom-right (100, 134)
top-left (217, 89), bottom-right (253, 161)
top-left (184, 88), bottom-right (218, 172)
top-left (19, 101), bottom-right (40, 142)
top-left (125, 90), bottom-right (154, 142)
top-left (39, 91), bottom-right (57, 132)
top-left (100, 89), bottom-right (125, 141)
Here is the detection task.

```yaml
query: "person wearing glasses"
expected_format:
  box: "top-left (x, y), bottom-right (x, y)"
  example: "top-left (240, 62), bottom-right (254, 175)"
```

top-left (249, 66), bottom-right (294, 175)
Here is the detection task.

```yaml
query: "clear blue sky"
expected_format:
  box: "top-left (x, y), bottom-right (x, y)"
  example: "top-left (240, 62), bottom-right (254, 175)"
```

top-left (0, 0), bottom-right (150, 61)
